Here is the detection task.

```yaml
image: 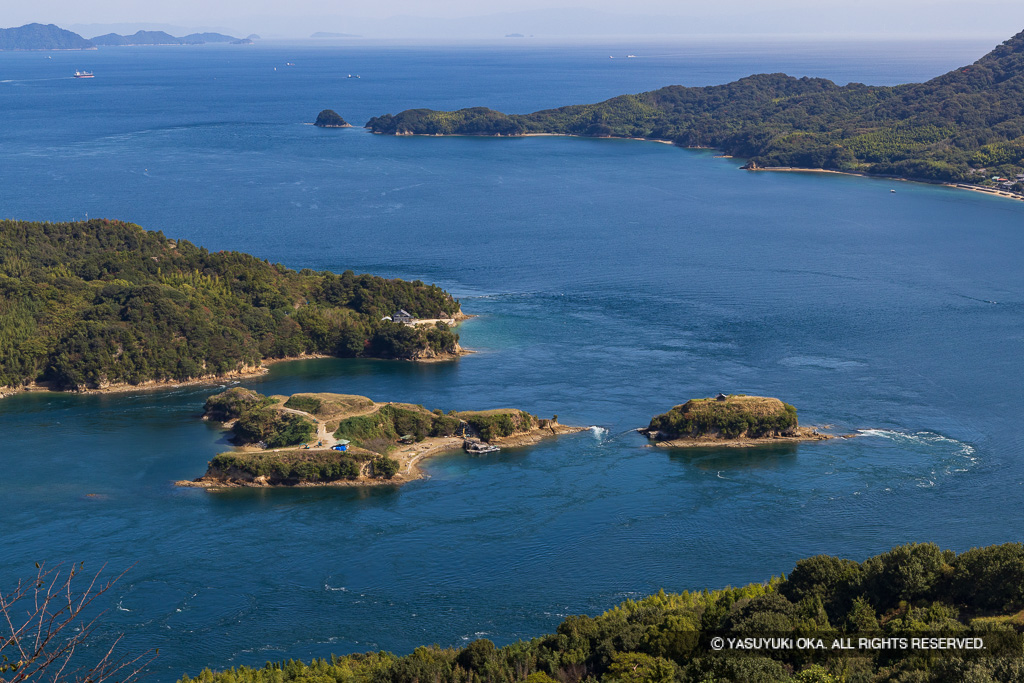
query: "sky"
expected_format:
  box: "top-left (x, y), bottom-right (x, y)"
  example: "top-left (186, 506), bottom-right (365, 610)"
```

top-left (9, 0), bottom-right (1024, 40)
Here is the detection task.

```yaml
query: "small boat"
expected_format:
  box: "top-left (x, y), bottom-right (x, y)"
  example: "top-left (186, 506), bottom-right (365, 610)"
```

top-left (286, 62), bottom-right (295, 66)
top-left (890, 189), bottom-right (896, 193)
top-left (73, 70), bottom-right (94, 78)
top-left (464, 440), bottom-right (500, 454)
top-left (627, 54), bottom-right (637, 58)
top-left (347, 74), bottom-right (352, 78)
top-left (355, 75), bottom-right (360, 78)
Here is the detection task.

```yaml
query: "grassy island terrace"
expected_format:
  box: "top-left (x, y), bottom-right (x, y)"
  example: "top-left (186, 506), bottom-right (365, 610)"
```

top-left (640, 394), bottom-right (837, 448)
top-left (0, 219), bottom-right (468, 398)
top-left (178, 388), bottom-right (585, 488)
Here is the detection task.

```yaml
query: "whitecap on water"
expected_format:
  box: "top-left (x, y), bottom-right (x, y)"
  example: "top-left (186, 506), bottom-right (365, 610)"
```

top-left (858, 429), bottom-right (975, 457)
top-left (857, 429), bottom-right (978, 482)
top-left (779, 355), bottom-right (865, 369)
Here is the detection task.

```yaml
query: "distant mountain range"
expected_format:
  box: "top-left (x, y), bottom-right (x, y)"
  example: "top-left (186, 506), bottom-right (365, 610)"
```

top-left (0, 23), bottom-right (95, 50)
top-left (0, 23), bottom-right (254, 50)
top-left (91, 30), bottom-right (241, 45)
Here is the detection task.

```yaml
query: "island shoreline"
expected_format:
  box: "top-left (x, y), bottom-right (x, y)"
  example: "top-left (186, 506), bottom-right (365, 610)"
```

top-left (744, 166), bottom-right (1024, 203)
top-left (176, 423), bottom-right (589, 489)
top-left (0, 312), bottom-right (477, 400)
top-left (370, 128), bottom-right (1024, 203)
top-left (644, 426), bottom-right (854, 449)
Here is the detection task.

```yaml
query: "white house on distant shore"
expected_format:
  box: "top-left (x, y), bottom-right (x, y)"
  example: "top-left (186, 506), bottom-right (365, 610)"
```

top-left (392, 309), bottom-right (414, 323)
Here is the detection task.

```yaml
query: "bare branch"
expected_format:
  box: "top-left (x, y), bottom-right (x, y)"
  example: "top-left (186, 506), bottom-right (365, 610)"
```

top-left (0, 563), bottom-right (156, 683)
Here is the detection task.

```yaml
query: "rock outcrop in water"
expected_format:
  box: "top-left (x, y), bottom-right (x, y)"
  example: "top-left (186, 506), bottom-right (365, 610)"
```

top-left (314, 110), bottom-right (350, 127)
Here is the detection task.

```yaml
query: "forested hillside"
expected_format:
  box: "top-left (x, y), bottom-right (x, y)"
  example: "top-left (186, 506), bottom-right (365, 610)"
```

top-left (183, 542), bottom-right (1024, 683)
top-left (0, 220), bottom-right (461, 391)
top-left (366, 29), bottom-right (1024, 186)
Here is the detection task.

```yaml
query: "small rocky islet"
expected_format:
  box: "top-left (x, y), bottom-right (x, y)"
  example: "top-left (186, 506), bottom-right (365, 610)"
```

top-left (313, 109), bottom-right (350, 127)
top-left (640, 394), bottom-right (840, 448)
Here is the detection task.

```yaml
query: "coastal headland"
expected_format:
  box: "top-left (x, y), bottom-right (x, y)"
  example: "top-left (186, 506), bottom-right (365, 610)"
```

top-left (0, 219), bottom-right (471, 400)
top-left (358, 28), bottom-right (1024, 201)
top-left (640, 394), bottom-right (845, 448)
top-left (177, 388), bottom-right (585, 488)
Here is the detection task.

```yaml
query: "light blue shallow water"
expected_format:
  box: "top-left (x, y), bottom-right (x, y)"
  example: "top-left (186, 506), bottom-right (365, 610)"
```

top-left (1, 39), bottom-right (1022, 680)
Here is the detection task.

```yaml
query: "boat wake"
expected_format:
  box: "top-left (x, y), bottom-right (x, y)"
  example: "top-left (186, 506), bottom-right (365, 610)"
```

top-left (857, 429), bottom-right (975, 458)
top-left (857, 429), bottom-right (978, 484)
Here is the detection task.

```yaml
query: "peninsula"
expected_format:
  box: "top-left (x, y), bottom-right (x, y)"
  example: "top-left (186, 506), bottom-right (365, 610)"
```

top-left (640, 394), bottom-right (834, 447)
top-left (178, 388), bottom-right (584, 488)
top-left (362, 28), bottom-right (1024, 192)
top-left (0, 219), bottom-right (467, 398)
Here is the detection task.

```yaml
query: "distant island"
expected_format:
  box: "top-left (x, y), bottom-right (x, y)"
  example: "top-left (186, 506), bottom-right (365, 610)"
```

top-left (0, 23), bottom-right (95, 50)
top-left (639, 394), bottom-right (836, 447)
top-left (91, 30), bottom-right (240, 45)
top-left (0, 220), bottom-right (467, 398)
top-left (364, 28), bottom-right (1024, 194)
top-left (178, 388), bottom-right (583, 488)
top-left (505, 33), bottom-right (525, 38)
top-left (314, 109), bottom-right (350, 127)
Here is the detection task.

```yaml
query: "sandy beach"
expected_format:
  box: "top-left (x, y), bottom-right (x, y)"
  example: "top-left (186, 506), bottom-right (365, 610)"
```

top-left (746, 166), bottom-right (1024, 203)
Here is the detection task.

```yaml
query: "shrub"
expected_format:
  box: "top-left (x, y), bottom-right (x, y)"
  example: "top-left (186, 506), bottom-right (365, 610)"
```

top-left (374, 456), bottom-right (400, 479)
top-left (203, 387), bottom-right (267, 421)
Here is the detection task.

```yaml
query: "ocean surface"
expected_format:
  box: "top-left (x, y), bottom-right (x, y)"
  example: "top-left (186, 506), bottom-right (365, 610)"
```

top-left (1, 39), bottom-right (1022, 680)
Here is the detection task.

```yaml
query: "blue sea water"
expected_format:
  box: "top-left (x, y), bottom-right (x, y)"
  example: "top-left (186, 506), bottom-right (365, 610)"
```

top-left (1, 39), bottom-right (1023, 680)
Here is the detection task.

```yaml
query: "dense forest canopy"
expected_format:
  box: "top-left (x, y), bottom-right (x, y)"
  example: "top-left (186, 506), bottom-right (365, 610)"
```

top-left (182, 541), bottom-right (1024, 683)
top-left (0, 220), bottom-right (461, 391)
top-left (366, 29), bottom-right (1024, 186)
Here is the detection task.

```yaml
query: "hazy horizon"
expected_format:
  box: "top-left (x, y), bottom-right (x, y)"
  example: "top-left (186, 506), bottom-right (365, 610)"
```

top-left (7, 1), bottom-right (1024, 41)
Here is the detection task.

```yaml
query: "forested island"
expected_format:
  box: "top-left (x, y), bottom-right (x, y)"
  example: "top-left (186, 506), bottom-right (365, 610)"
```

top-left (0, 23), bottom-right (95, 50)
top-left (178, 387), bottom-right (581, 487)
top-left (182, 541), bottom-right (1024, 682)
top-left (640, 395), bottom-right (835, 447)
top-left (364, 28), bottom-right (1024, 190)
top-left (0, 220), bottom-right (465, 397)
